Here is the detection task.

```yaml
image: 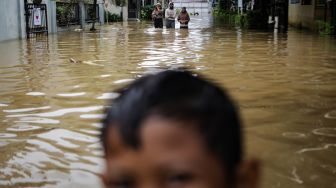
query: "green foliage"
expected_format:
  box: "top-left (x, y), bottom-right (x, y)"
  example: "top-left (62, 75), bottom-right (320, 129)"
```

top-left (176, 8), bottom-right (181, 15)
top-left (213, 8), bottom-right (239, 26)
top-left (213, 8), bottom-right (234, 17)
top-left (235, 14), bottom-right (248, 28)
top-left (105, 12), bottom-right (122, 22)
top-left (114, 0), bottom-right (127, 6)
top-left (56, 3), bottom-right (77, 26)
top-left (213, 3), bottom-right (269, 30)
top-left (316, 20), bottom-right (335, 35)
top-left (140, 5), bottom-right (154, 20)
top-left (245, 10), bottom-right (268, 29)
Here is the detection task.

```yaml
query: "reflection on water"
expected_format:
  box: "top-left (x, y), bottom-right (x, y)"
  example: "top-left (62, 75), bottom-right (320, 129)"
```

top-left (0, 16), bottom-right (336, 187)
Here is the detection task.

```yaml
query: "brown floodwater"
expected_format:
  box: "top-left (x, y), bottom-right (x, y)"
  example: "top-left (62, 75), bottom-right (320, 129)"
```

top-left (0, 16), bottom-right (335, 188)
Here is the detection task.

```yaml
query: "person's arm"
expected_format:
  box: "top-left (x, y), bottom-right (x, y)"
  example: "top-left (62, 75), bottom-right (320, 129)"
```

top-left (152, 10), bottom-right (156, 19)
top-left (165, 9), bottom-right (169, 19)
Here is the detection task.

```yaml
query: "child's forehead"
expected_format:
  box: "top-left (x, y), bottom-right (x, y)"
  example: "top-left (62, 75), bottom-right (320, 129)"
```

top-left (106, 116), bottom-right (206, 155)
top-left (104, 117), bottom-right (229, 188)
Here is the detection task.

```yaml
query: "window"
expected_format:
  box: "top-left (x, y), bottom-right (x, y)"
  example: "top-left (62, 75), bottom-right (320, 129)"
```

top-left (316, 0), bottom-right (326, 6)
top-left (290, 0), bottom-right (300, 4)
top-left (301, 0), bottom-right (312, 5)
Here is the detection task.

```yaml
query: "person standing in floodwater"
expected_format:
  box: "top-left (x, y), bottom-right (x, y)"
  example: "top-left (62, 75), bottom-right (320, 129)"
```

top-left (152, 3), bottom-right (163, 28)
top-left (177, 7), bottom-right (190, 29)
top-left (165, 2), bottom-right (176, 28)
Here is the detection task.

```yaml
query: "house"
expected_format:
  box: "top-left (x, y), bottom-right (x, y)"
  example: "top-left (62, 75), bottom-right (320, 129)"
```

top-left (0, 0), bottom-right (106, 41)
top-left (289, 0), bottom-right (336, 31)
top-left (0, 0), bottom-right (58, 41)
top-left (56, 0), bottom-right (105, 30)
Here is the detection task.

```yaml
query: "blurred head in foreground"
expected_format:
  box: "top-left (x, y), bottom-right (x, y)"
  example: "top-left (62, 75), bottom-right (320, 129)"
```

top-left (101, 70), bottom-right (260, 188)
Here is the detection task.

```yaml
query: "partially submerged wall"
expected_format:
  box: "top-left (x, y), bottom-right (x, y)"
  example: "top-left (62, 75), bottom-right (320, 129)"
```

top-left (288, 2), bottom-right (315, 30)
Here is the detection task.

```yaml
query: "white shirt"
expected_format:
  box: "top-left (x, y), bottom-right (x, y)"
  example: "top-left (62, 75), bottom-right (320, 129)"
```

top-left (165, 8), bottom-right (176, 20)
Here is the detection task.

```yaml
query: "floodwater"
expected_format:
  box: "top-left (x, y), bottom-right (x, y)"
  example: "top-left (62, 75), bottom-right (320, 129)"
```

top-left (0, 16), bottom-right (335, 188)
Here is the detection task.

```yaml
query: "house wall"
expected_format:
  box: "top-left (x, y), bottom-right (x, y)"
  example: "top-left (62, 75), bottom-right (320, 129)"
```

top-left (0, 0), bottom-right (26, 41)
top-left (104, 0), bottom-right (128, 21)
top-left (0, 0), bottom-right (57, 42)
top-left (288, 1), bottom-right (316, 30)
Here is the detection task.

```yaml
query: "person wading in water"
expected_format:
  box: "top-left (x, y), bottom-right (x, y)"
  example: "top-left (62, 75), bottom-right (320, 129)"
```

top-left (177, 7), bottom-right (190, 29)
top-left (165, 2), bottom-right (176, 28)
top-left (152, 3), bottom-right (163, 28)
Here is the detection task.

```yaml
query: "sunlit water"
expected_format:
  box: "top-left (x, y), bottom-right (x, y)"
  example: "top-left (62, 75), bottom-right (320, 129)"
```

top-left (0, 16), bottom-right (335, 188)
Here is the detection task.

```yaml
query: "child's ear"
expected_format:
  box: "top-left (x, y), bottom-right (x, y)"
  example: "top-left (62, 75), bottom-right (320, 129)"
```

top-left (235, 158), bottom-right (261, 188)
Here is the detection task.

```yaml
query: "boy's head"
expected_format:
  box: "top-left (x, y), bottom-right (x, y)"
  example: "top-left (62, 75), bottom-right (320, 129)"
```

top-left (169, 2), bottom-right (174, 9)
top-left (101, 70), bottom-right (259, 188)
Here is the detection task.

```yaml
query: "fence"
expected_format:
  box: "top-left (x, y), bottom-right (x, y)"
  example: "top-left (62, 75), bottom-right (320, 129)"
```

top-left (25, 3), bottom-right (48, 38)
top-left (56, 2), bottom-right (80, 27)
top-left (85, 4), bottom-right (100, 23)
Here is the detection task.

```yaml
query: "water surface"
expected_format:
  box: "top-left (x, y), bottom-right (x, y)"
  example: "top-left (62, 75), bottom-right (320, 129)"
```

top-left (0, 16), bottom-right (335, 188)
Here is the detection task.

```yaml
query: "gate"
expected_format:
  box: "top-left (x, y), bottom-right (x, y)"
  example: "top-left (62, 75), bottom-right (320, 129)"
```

top-left (25, 3), bottom-right (48, 38)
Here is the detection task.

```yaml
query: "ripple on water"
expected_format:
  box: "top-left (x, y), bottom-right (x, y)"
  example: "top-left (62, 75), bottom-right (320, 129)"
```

top-left (57, 92), bottom-right (86, 97)
top-left (37, 129), bottom-right (99, 148)
top-left (6, 106), bottom-right (103, 118)
top-left (100, 74), bottom-right (111, 78)
top-left (0, 133), bottom-right (17, 138)
top-left (0, 141), bottom-right (9, 147)
top-left (312, 128), bottom-right (336, 137)
top-left (80, 129), bottom-right (101, 135)
top-left (27, 139), bottom-right (63, 153)
top-left (69, 170), bottom-right (103, 186)
top-left (15, 117), bottom-right (60, 124)
top-left (113, 79), bottom-right (134, 84)
top-left (26, 92), bottom-right (46, 96)
top-left (0, 103), bottom-right (9, 107)
top-left (96, 92), bottom-right (119, 100)
top-left (325, 110), bottom-right (336, 119)
top-left (80, 114), bottom-right (106, 119)
top-left (3, 106), bottom-right (51, 113)
top-left (282, 132), bottom-right (306, 138)
top-left (91, 123), bottom-right (102, 128)
top-left (7, 124), bottom-right (41, 132)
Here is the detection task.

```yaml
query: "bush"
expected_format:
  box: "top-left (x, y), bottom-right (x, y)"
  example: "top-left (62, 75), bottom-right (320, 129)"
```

top-left (213, 8), bottom-right (238, 26)
top-left (56, 3), bottom-right (77, 26)
top-left (115, 0), bottom-right (126, 6)
top-left (176, 8), bottom-right (181, 15)
top-left (105, 12), bottom-right (122, 22)
top-left (316, 20), bottom-right (335, 35)
top-left (213, 5), bottom-right (269, 30)
top-left (235, 14), bottom-right (248, 28)
top-left (141, 5), bottom-right (154, 20)
top-left (245, 10), bottom-right (268, 29)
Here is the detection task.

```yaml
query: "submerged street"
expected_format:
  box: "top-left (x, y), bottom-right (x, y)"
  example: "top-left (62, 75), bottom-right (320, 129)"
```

top-left (0, 16), bottom-right (335, 187)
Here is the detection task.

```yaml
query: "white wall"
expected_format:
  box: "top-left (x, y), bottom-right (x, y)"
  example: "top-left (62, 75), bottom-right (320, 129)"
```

top-left (45, 0), bottom-right (58, 34)
top-left (173, 2), bottom-right (209, 15)
top-left (104, 0), bottom-right (128, 21)
top-left (288, 2), bottom-right (316, 29)
top-left (0, 0), bottom-right (26, 42)
top-left (0, 0), bottom-right (57, 42)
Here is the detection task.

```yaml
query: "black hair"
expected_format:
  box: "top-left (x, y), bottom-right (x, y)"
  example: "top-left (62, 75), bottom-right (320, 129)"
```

top-left (101, 70), bottom-right (242, 178)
